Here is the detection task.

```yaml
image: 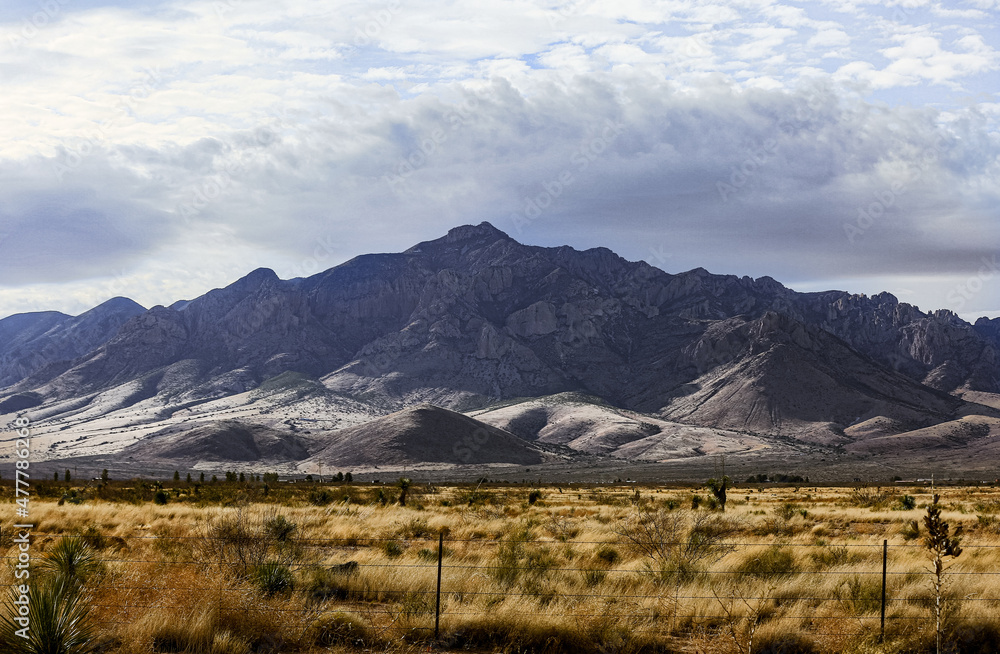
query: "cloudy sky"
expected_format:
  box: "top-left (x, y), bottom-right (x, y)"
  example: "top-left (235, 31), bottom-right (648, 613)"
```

top-left (0, 0), bottom-right (997, 322)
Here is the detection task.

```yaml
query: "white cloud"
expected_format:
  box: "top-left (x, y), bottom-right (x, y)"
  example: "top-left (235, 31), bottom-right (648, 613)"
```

top-left (0, 0), bottom-right (998, 321)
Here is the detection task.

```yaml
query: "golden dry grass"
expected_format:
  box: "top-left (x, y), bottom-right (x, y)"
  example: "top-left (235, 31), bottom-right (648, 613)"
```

top-left (5, 483), bottom-right (1000, 653)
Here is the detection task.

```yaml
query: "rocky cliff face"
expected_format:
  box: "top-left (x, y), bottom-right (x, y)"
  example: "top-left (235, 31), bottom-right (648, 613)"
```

top-left (0, 298), bottom-right (145, 388)
top-left (1, 222), bottom-right (996, 442)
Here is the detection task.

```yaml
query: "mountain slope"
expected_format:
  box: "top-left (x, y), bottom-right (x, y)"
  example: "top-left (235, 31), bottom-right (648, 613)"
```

top-left (0, 297), bottom-right (146, 388)
top-left (659, 312), bottom-right (962, 442)
top-left (0, 222), bottom-right (996, 470)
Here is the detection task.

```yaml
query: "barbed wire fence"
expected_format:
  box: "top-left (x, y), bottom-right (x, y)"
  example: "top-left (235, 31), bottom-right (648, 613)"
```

top-left (3, 529), bottom-right (995, 650)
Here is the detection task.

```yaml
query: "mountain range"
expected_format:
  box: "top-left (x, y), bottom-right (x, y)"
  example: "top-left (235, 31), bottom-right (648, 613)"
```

top-left (1, 222), bottom-right (998, 479)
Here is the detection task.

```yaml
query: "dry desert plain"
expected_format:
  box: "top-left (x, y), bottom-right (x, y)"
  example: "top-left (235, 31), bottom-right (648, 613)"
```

top-left (3, 479), bottom-right (1000, 654)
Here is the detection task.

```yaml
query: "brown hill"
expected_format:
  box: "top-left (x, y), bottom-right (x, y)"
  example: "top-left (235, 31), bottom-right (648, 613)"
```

top-left (305, 403), bottom-right (546, 467)
top-left (121, 420), bottom-right (310, 464)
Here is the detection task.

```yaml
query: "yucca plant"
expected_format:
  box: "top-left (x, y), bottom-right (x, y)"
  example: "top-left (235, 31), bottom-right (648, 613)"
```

top-left (0, 574), bottom-right (95, 654)
top-left (925, 493), bottom-right (963, 654)
top-left (252, 561), bottom-right (294, 597)
top-left (38, 537), bottom-right (100, 585)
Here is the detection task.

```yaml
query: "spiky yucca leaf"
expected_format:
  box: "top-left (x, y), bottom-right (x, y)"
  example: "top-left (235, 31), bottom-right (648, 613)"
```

top-left (0, 574), bottom-right (95, 654)
top-left (38, 537), bottom-right (99, 585)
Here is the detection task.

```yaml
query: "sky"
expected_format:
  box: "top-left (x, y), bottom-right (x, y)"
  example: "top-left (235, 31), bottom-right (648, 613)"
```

top-left (0, 0), bottom-right (997, 322)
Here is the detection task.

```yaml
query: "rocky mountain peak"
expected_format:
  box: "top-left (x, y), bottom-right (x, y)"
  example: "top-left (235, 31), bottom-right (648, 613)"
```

top-left (406, 221), bottom-right (512, 256)
top-left (443, 221), bottom-right (509, 243)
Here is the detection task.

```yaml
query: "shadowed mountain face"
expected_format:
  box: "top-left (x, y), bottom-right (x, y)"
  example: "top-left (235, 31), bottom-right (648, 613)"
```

top-left (0, 297), bottom-right (146, 388)
top-left (0, 222), bottom-right (997, 457)
top-left (121, 420), bottom-right (311, 463)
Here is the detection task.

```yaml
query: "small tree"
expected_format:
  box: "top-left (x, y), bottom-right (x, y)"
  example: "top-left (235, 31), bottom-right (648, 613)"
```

top-left (924, 493), bottom-right (962, 654)
top-left (101, 469), bottom-right (109, 482)
top-left (707, 476), bottom-right (730, 512)
top-left (64, 470), bottom-right (71, 482)
top-left (186, 473), bottom-right (192, 484)
top-left (345, 472), bottom-right (353, 483)
top-left (397, 477), bottom-right (412, 507)
top-left (173, 470), bottom-right (180, 482)
top-left (199, 472), bottom-right (205, 483)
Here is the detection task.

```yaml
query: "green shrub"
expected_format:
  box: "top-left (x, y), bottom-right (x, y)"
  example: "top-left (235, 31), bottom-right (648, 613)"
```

top-left (263, 515), bottom-right (297, 542)
top-left (252, 562), bottom-right (294, 597)
top-left (309, 490), bottom-right (334, 506)
top-left (382, 540), bottom-right (404, 558)
top-left (153, 490), bottom-right (169, 505)
top-left (775, 503), bottom-right (798, 520)
top-left (528, 490), bottom-right (543, 505)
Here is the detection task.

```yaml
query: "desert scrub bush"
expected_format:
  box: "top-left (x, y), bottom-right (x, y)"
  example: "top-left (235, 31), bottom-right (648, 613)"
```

top-left (305, 564), bottom-right (359, 602)
top-left (850, 486), bottom-right (895, 510)
top-left (202, 510), bottom-right (280, 577)
top-left (252, 561), bottom-right (295, 597)
top-left (306, 612), bottom-right (376, 648)
top-left (901, 519), bottom-right (921, 540)
top-left (775, 503), bottom-right (798, 520)
top-left (78, 525), bottom-right (106, 551)
top-left (735, 546), bottom-right (798, 579)
top-left (129, 604), bottom-right (251, 654)
top-left (491, 525), bottom-right (535, 587)
top-left (545, 513), bottom-right (580, 541)
top-left (835, 575), bottom-right (883, 614)
top-left (616, 508), bottom-right (737, 584)
top-left (382, 539), bottom-right (405, 558)
top-left (594, 545), bottom-right (621, 565)
top-left (394, 517), bottom-right (432, 538)
top-left (0, 575), bottom-right (95, 654)
top-left (752, 633), bottom-right (820, 653)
